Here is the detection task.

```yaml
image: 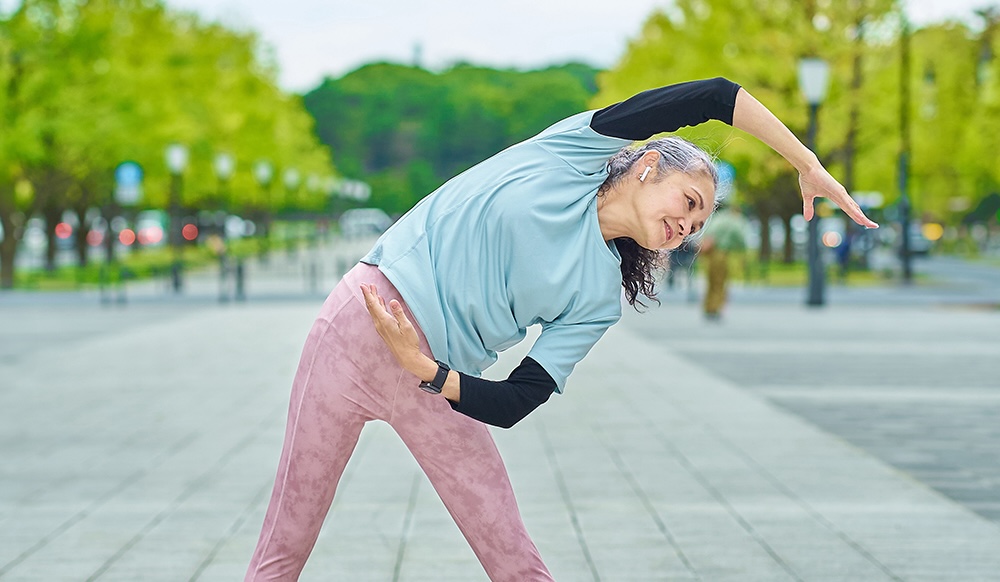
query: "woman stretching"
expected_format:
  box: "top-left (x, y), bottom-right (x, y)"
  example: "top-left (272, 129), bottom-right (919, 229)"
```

top-left (245, 77), bottom-right (877, 581)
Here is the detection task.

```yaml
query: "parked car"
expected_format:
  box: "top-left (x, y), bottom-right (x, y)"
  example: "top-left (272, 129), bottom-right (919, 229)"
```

top-left (906, 223), bottom-right (932, 256)
top-left (339, 208), bottom-right (392, 239)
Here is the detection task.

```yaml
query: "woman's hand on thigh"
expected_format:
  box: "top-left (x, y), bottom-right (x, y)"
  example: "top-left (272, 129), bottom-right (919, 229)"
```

top-left (360, 283), bottom-right (434, 379)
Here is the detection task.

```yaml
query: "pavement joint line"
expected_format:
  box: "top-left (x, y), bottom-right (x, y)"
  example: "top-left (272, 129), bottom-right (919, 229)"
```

top-left (87, 412), bottom-right (273, 581)
top-left (646, 414), bottom-right (806, 582)
top-left (699, 419), bottom-right (904, 582)
top-left (188, 479), bottom-right (274, 582)
top-left (391, 470), bottom-right (423, 582)
top-left (598, 427), bottom-right (701, 581)
top-left (0, 430), bottom-right (199, 577)
top-left (611, 365), bottom-right (808, 582)
top-left (673, 342), bottom-right (1000, 356)
top-left (757, 387), bottom-right (1000, 401)
top-left (12, 421), bottom-right (150, 507)
top-left (623, 351), bottom-right (903, 578)
top-left (537, 420), bottom-right (601, 582)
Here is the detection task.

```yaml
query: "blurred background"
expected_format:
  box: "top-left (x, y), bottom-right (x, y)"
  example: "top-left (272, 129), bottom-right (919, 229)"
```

top-left (3, 1), bottom-right (1000, 580)
top-left (0, 0), bottom-right (998, 293)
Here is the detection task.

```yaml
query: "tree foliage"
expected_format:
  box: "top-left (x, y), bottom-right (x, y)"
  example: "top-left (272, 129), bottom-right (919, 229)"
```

top-left (303, 62), bottom-right (598, 214)
top-left (0, 0), bottom-right (333, 286)
top-left (594, 0), bottom-right (996, 257)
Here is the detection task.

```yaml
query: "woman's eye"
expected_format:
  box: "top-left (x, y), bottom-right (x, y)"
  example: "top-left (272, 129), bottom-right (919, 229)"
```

top-left (687, 197), bottom-right (695, 210)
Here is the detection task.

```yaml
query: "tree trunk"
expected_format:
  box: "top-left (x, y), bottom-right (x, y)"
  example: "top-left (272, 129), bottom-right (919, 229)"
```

top-left (0, 214), bottom-right (16, 289)
top-left (74, 205), bottom-right (89, 267)
top-left (43, 204), bottom-right (61, 272)
top-left (757, 209), bottom-right (772, 264)
top-left (782, 214), bottom-right (795, 264)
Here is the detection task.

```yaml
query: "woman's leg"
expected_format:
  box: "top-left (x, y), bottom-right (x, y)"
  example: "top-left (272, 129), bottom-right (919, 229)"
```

top-left (245, 271), bottom-right (401, 581)
top-left (356, 269), bottom-right (552, 581)
top-left (390, 391), bottom-right (554, 581)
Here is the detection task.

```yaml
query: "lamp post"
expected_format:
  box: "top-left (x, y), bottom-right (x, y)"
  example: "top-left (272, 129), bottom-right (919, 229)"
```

top-left (214, 152), bottom-right (235, 207)
top-left (253, 160), bottom-right (273, 261)
top-left (283, 168), bottom-right (301, 257)
top-left (165, 143), bottom-right (188, 292)
top-left (214, 152), bottom-right (236, 302)
top-left (798, 57), bottom-right (831, 307)
top-left (899, 16), bottom-right (914, 284)
top-left (283, 167), bottom-right (301, 209)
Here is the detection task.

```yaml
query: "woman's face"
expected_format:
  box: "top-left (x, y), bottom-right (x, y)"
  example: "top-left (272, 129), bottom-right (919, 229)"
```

top-left (635, 169), bottom-right (715, 251)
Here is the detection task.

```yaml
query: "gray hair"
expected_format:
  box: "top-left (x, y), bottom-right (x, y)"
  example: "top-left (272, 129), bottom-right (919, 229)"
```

top-left (602, 137), bottom-right (720, 206)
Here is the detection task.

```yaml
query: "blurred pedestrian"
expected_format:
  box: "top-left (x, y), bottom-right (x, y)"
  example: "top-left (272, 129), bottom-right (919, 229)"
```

top-left (835, 228), bottom-right (853, 281)
top-left (245, 78), bottom-right (877, 581)
top-left (700, 204), bottom-right (748, 320)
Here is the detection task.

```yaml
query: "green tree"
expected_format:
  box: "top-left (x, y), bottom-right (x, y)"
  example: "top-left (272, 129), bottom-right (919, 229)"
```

top-left (0, 0), bottom-right (333, 287)
top-left (303, 62), bottom-right (598, 215)
top-left (594, 0), bottom-right (895, 262)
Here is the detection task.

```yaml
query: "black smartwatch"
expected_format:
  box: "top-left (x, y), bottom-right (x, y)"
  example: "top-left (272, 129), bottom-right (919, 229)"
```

top-left (419, 360), bottom-right (450, 394)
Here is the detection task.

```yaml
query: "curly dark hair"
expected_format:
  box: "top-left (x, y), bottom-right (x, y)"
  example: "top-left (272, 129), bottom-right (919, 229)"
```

top-left (611, 236), bottom-right (667, 310)
top-left (598, 137), bottom-right (719, 310)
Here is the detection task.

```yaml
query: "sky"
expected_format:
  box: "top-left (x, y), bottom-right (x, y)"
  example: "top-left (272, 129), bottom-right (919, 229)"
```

top-left (165, 0), bottom-right (997, 92)
top-left (3, 0), bottom-right (996, 91)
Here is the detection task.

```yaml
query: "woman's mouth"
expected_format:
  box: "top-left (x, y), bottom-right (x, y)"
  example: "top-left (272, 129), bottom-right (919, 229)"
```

top-left (663, 221), bottom-right (674, 243)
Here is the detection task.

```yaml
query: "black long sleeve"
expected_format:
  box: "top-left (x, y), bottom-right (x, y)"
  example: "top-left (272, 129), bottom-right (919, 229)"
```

top-left (449, 357), bottom-right (556, 429)
top-left (590, 77), bottom-right (741, 141)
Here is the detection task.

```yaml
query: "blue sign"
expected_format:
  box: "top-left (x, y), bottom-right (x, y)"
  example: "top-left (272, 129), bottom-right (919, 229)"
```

top-left (115, 161), bottom-right (143, 186)
top-left (115, 161), bottom-right (144, 205)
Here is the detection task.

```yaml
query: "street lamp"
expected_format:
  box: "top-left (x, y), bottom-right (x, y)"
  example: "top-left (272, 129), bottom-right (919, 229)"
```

top-left (798, 56), bottom-right (830, 307)
top-left (899, 16), bottom-right (914, 285)
top-left (253, 160), bottom-right (273, 260)
top-left (283, 167), bottom-right (301, 210)
top-left (165, 143), bottom-right (189, 292)
top-left (283, 168), bottom-right (301, 257)
top-left (214, 152), bottom-right (236, 302)
top-left (214, 152), bottom-right (236, 207)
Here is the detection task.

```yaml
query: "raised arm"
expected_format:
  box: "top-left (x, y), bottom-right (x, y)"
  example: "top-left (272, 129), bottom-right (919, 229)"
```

top-left (592, 78), bottom-right (877, 229)
top-left (591, 77), bottom-right (740, 139)
top-left (732, 88), bottom-right (878, 228)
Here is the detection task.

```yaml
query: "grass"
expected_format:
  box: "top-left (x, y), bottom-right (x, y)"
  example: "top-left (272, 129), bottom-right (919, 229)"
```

top-left (12, 236), bottom-right (281, 292)
top-left (731, 255), bottom-right (923, 288)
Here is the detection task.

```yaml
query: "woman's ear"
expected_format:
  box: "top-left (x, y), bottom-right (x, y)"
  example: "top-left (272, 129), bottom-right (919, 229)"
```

top-left (639, 150), bottom-right (660, 175)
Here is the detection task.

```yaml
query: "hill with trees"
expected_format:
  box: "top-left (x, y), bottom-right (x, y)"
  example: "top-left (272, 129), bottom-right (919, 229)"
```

top-left (302, 62), bottom-right (600, 214)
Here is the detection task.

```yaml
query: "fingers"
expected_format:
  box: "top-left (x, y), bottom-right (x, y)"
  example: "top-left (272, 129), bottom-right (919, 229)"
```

top-left (360, 283), bottom-right (390, 324)
top-left (389, 299), bottom-right (414, 332)
top-left (831, 191), bottom-right (880, 229)
top-left (361, 284), bottom-right (412, 334)
top-left (845, 202), bottom-right (879, 229)
top-left (802, 196), bottom-right (815, 222)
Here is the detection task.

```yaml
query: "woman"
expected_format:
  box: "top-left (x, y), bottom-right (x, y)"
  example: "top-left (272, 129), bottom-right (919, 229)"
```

top-left (245, 78), bottom-right (877, 581)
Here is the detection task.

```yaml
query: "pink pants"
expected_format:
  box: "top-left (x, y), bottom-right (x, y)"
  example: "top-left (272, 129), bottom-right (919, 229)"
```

top-left (245, 263), bottom-right (553, 581)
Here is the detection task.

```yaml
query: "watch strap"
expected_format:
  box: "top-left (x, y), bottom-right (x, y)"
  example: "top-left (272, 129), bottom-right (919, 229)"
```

top-left (419, 360), bottom-right (450, 394)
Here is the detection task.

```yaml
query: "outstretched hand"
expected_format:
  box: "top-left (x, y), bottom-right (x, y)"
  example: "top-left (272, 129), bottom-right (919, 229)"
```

top-left (799, 164), bottom-right (879, 229)
top-left (360, 283), bottom-right (422, 370)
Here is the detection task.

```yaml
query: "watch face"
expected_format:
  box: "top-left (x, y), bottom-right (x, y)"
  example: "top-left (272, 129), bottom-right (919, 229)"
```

top-left (419, 382), bottom-right (442, 394)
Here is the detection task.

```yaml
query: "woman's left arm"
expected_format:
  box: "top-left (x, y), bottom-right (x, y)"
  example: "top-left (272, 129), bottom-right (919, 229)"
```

top-left (732, 88), bottom-right (878, 229)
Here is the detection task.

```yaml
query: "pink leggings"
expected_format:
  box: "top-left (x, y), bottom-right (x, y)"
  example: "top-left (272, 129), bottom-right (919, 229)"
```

top-left (245, 263), bottom-right (553, 581)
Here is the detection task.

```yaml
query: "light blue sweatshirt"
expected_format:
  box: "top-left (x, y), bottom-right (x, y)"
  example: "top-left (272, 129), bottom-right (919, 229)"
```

top-left (363, 111), bottom-right (632, 392)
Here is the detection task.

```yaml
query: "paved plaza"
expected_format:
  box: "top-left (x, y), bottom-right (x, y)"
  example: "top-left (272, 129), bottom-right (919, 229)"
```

top-left (2, 248), bottom-right (1000, 581)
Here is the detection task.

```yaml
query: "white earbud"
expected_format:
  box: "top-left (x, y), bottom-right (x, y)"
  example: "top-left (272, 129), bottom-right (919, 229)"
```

top-left (639, 166), bottom-right (652, 182)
